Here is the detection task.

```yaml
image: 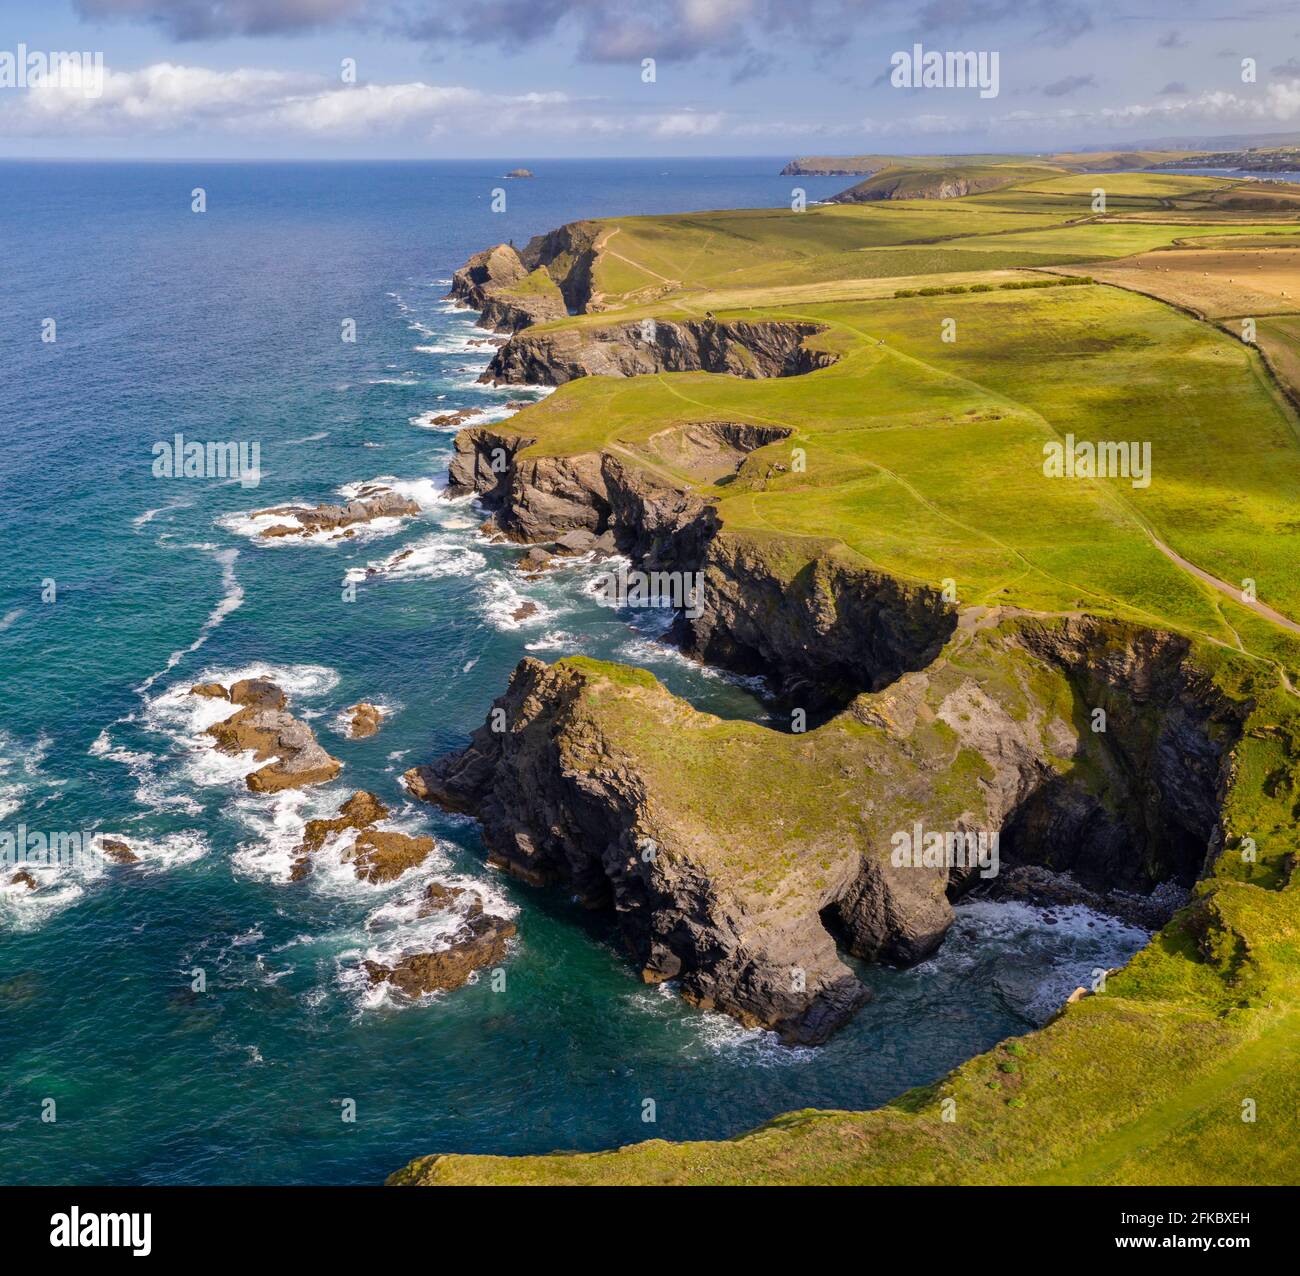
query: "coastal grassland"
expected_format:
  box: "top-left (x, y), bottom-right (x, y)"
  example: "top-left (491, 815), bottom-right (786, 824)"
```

top-left (392, 647), bottom-right (1300, 1185)
top-left (586, 202), bottom-right (1077, 303)
top-left (396, 170), bottom-right (1300, 1185)
top-left (582, 174), bottom-right (1290, 310)
top-left (503, 280), bottom-right (1300, 666)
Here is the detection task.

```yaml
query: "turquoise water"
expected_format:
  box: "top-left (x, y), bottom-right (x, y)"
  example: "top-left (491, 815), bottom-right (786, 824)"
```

top-left (0, 159), bottom-right (1149, 1184)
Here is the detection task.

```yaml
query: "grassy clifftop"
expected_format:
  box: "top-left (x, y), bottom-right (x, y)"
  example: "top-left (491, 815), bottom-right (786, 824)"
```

top-left (397, 166), bottom-right (1300, 1184)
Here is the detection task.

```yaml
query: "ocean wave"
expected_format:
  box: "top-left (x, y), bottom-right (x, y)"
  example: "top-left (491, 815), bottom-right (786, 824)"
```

top-left (476, 570), bottom-right (557, 631)
top-left (344, 533), bottom-right (486, 585)
top-left (134, 546), bottom-right (244, 695)
top-left (927, 898), bottom-right (1150, 1026)
top-left (132, 492), bottom-right (196, 528)
top-left (0, 730), bottom-right (55, 820)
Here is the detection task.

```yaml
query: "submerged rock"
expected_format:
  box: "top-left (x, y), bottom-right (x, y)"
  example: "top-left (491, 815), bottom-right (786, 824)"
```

top-left (99, 838), bottom-right (139, 865)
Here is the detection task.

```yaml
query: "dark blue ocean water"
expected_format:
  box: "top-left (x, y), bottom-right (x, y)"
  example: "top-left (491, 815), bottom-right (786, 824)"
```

top-left (0, 159), bottom-right (1148, 1184)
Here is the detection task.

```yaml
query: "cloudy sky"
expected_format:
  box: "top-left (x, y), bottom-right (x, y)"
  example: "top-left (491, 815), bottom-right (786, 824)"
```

top-left (2, 0), bottom-right (1299, 157)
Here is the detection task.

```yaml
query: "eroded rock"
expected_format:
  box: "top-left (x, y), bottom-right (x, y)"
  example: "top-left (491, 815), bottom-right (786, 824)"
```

top-left (198, 680), bottom-right (342, 793)
top-left (251, 488), bottom-right (420, 540)
top-left (347, 702), bottom-right (384, 738)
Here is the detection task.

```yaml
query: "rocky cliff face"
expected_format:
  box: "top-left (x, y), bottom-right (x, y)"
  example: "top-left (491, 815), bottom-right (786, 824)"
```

top-left (1001, 619), bottom-right (1246, 892)
top-left (404, 657), bottom-right (874, 1044)
top-left (482, 319), bottom-right (836, 386)
top-left (405, 614), bottom-right (1246, 1043)
top-left (445, 425), bottom-right (950, 706)
top-left (518, 220), bottom-right (604, 312)
top-left (448, 244), bottom-right (567, 333)
top-left (687, 535), bottom-right (955, 711)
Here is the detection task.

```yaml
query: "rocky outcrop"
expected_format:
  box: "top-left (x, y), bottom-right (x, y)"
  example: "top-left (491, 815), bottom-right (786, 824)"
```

top-left (446, 428), bottom-right (536, 502)
top-left (404, 604), bottom-right (1248, 1044)
top-left (780, 156), bottom-right (890, 177)
top-left (517, 220), bottom-right (604, 313)
top-left (449, 244), bottom-right (530, 311)
top-left (827, 166), bottom-right (1029, 203)
top-left (404, 658), bottom-right (873, 1044)
top-left (290, 789), bottom-right (433, 883)
top-left (448, 244), bottom-right (566, 333)
top-left (200, 680), bottom-right (342, 793)
top-left (253, 486), bottom-right (420, 540)
top-left (482, 319), bottom-right (835, 386)
top-left (346, 702), bottom-right (383, 738)
top-left (450, 429), bottom-right (718, 577)
top-left (364, 886), bottom-right (516, 997)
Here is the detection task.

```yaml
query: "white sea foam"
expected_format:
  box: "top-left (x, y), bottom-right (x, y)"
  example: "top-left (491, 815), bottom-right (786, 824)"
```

top-left (344, 533), bottom-right (486, 585)
top-left (524, 629), bottom-right (581, 652)
top-left (335, 475), bottom-right (442, 509)
top-left (337, 865), bottom-right (517, 1010)
top-left (133, 492), bottom-right (196, 528)
top-left (476, 570), bottom-right (555, 631)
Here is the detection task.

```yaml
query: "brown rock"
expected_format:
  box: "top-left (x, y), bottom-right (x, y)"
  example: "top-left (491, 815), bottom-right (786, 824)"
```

top-left (9, 870), bottom-right (38, 891)
top-left (100, 838), bottom-right (140, 865)
top-left (347, 702), bottom-right (384, 738)
top-left (206, 692), bottom-right (342, 794)
top-left (289, 790), bottom-right (432, 883)
top-left (363, 910), bottom-right (516, 997)
top-left (252, 488), bottom-right (420, 540)
top-left (511, 601), bottom-right (539, 622)
top-left (190, 682), bottom-right (229, 700)
top-left (349, 830), bottom-right (436, 884)
top-left (228, 678), bottom-right (287, 709)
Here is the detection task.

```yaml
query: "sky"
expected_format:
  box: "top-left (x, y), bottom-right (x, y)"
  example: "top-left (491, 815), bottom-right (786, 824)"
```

top-left (1, 0), bottom-right (1299, 158)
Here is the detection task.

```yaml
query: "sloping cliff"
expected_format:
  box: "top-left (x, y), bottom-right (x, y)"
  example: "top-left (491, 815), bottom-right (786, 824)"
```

top-left (482, 318), bottom-right (836, 386)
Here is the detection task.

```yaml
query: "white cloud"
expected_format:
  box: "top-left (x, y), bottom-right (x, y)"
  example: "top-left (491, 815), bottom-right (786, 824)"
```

top-left (0, 60), bottom-right (725, 141)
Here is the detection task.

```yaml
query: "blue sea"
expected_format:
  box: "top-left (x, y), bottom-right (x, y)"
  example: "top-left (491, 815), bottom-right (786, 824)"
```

top-left (0, 158), bottom-right (1149, 1184)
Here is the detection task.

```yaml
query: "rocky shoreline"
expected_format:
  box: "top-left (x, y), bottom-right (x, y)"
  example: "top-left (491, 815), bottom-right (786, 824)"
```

top-left (395, 237), bottom-right (1252, 1044)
